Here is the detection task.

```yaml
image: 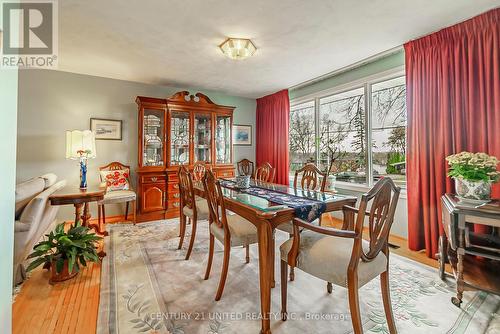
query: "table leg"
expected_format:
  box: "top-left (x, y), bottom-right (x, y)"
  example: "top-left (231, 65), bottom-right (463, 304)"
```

top-left (257, 221), bottom-right (273, 334)
top-left (74, 203), bottom-right (83, 226)
top-left (271, 229), bottom-right (275, 288)
top-left (81, 202), bottom-right (108, 258)
top-left (86, 203), bottom-right (109, 237)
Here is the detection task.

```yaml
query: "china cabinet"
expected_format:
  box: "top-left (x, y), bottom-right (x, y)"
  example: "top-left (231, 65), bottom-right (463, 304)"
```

top-left (136, 91), bottom-right (235, 222)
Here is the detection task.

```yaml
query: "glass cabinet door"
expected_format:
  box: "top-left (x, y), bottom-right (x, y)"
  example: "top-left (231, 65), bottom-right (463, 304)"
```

top-left (215, 115), bottom-right (231, 164)
top-left (194, 113), bottom-right (212, 162)
top-left (143, 108), bottom-right (164, 167)
top-left (170, 111), bottom-right (190, 165)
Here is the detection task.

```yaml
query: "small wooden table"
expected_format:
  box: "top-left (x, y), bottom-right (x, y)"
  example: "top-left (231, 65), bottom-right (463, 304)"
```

top-left (440, 194), bottom-right (500, 307)
top-left (49, 184), bottom-right (108, 236)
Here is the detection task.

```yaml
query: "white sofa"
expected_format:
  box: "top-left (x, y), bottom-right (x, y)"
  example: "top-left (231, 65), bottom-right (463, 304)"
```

top-left (13, 174), bottom-right (66, 285)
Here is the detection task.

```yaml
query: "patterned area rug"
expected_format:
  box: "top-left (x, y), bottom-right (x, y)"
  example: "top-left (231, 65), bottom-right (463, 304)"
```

top-left (97, 220), bottom-right (500, 334)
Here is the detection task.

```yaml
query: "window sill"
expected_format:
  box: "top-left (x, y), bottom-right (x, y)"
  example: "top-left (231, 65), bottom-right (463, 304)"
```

top-left (334, 181), bottom-right (407, 200)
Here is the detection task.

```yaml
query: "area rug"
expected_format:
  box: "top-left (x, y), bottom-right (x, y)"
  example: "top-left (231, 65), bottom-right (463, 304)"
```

top-left (97, 220), bottom-right (500, 334)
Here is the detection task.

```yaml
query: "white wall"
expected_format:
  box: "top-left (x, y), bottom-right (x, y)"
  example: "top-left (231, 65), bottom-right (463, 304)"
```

top-left (17, 70), bottom-right (256, 220)
top-left (0, 68), bottom-right (18, 333)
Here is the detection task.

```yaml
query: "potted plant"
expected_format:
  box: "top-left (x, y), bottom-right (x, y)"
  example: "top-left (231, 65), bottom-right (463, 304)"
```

top-left (446, 151), bottom-right (499, 203)
top-left (26, 222), bottom-right (102, 284)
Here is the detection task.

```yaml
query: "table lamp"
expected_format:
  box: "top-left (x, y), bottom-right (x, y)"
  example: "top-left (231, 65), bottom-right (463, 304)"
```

top-left (66, 130), bottom-right (96, 190)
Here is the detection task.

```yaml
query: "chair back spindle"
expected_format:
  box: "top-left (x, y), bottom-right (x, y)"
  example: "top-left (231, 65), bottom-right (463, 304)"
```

top-left (202, 170), bottom-right (229, 230)
top-left (193, 161), bottom-right (209, 181)
top-left (293, 163), bottom-right (327, 192)
top-left (178, 166), bottom-right (195, 211)
top-left (354, 178), bottom-right (401, 261)
top-left (254, 162), bottom-right (276, 182)
top-left (237, 159), bottom-right (254, 177)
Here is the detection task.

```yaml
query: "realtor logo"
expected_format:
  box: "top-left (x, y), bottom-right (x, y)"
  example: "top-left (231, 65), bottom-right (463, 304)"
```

top-left (1, 0), bottom-right (58, 68)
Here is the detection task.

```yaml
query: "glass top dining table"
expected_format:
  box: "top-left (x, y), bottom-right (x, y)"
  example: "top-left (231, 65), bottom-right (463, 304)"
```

top-left (194, 178), bottom-right (352, 212)
top-left (192, 177), bottom-right (357, 334)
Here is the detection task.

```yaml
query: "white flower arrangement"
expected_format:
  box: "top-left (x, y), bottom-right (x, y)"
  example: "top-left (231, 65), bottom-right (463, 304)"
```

top-left (446, 151), bottom-right (499, 183)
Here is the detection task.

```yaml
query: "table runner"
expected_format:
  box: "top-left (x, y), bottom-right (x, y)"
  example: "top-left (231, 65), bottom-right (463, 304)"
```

top-left (219, 179), bottom-right (326, 222)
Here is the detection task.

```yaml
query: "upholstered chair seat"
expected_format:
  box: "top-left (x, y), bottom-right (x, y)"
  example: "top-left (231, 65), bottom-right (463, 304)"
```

top-left (182, 199), bottom-right (210, 221)
top-left (280, 178), bottom-right (401, 334)
top-left (99, 190), bottom-right (136, 204)
top-left (280, 230), bottom-right (387, 287)
top-left (202, 169), bottom-right (259, 301)
top-left (210, 215), bottom-right (258, 247)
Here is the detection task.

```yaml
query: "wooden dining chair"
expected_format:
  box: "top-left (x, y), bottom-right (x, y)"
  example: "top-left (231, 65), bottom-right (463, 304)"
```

top-left (254, 162), bottom-right (276, 182)
top-left (237, 159), bottom-right (254, 177)
top-left (98, 162), bottom-right (136, 227)
top-left (177, 166), bottom-right (210, 260)
top-left (280, 178), bottom-right (401, 334)
top-left (277, 162), bottom-right (328, 280)
top-left (202, 169), bottom-right (259, 301)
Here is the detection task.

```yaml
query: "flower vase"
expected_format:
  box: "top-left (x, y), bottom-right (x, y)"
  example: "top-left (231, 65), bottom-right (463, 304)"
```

top-left (454, 178), bottom-right (491, 203)
top-left (80, 158), bottom-right (88, 189)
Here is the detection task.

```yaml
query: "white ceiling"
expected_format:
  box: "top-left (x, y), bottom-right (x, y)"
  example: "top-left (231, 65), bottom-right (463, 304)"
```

top-left (59, 0), bottom-right (499, 98)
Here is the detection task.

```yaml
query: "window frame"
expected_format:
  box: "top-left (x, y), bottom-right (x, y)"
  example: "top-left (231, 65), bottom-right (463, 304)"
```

top-left (289, 66), bottom-right (407, 195)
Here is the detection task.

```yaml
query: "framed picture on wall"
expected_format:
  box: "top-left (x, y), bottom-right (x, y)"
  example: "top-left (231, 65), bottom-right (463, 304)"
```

top-left (233, 124), bottom-right (252, 146)
top-left (90, 118), bottom-right (123, 140)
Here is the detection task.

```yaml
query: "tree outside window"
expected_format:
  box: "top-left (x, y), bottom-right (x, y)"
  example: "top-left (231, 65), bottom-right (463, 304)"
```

top-left (288, 75), bottom-right (407, 188)
top-left (289, 101), bottom-right (315, 172)
top-left (319, 87), bottom-right (367, 184)
top-left (371, 76), bottom-right (406, 187)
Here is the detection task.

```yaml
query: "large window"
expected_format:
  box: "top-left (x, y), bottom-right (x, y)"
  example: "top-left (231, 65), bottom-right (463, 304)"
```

top-left (371, 77), bottom-right (406, 187)
top-left (289, 74), bottom-right (407, 188)
top-left (319, 87), bottom-right (366, 184)
top-left (289, 100), bottom-right (316, 171)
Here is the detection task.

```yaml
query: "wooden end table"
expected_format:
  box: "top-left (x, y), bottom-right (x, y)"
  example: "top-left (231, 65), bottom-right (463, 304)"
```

top-left (49, 185), bottom-right (108, 257)
top-left (440, 193), bottom-right (500, 307)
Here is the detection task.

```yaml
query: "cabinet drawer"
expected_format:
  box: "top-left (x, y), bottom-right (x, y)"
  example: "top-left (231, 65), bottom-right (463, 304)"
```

top-left (168, 182), bottom-right (180, 192)
top-left (217, 169), bottom-right (235, 178)
top-left (167, 173), bottom-right (179, 182)
top-left (168, 199), bottom-right (181, 210)
top-left (168, 191), bottom-right (181, 200)
top-left (141, 175), bottom-right (166, 184)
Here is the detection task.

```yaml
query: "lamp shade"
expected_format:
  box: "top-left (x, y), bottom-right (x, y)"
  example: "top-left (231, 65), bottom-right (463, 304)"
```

top-left (65, 130), bottom-right (96, 159)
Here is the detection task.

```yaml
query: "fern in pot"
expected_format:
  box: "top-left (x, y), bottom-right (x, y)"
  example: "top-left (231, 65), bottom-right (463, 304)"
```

top-left (446, 152), bottom-right (499, 203)
top-left (27, 222), bottom-right (102, 284)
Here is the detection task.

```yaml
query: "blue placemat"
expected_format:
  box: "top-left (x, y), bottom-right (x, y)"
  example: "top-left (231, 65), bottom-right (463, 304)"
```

top-left (219, 179), bottom-right (326, 222)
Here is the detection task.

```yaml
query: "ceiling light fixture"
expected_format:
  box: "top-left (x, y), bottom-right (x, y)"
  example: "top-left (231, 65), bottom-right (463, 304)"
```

top-left (219, 38), bottom-right (257, 60)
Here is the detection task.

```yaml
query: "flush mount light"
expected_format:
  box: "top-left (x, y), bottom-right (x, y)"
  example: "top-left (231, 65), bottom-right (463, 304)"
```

top-left (219, 38), bottom-right (257, 60)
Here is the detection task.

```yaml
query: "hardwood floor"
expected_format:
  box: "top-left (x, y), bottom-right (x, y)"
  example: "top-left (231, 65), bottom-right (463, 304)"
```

top-left (12, 215), bottom-right (439, 334)
top-left (13, 262), bottom-right (101, 334)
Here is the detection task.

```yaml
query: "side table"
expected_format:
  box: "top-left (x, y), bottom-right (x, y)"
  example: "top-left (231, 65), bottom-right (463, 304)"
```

top-left (49, 184), bottom-right (108, 256)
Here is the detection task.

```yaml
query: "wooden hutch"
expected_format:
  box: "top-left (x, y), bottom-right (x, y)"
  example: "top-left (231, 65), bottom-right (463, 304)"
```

top-left (135, 91), bottom-right (235, 222)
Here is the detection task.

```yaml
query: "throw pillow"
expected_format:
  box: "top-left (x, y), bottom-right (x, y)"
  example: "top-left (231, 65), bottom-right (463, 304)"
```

top-left (101, 169), bottom-right (130, 191)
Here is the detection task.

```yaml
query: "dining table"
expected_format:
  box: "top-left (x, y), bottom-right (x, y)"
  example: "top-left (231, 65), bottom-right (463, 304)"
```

top-left (194, 178), bottom-right (357, 334)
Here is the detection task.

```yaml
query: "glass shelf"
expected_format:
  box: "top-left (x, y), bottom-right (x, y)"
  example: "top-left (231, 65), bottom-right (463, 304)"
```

top-left (170, 111), bottom-right (190, 165)
top-left (194, 113), bottom-right (211, 162)
top-left (216, 115), bottom-right (231, 164)
top-left (143, 109), bottom-right (164, 167)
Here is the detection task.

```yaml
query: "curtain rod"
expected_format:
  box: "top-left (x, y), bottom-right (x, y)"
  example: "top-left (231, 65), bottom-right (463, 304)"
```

top-left (288, 45), bottom-right (403, 92)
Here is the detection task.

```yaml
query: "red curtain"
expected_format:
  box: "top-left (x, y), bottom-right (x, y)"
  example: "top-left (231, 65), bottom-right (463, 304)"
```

top-left (405, 8), bottom-right (500, 258)
top-left (256, 89), bottom-right (290, 185)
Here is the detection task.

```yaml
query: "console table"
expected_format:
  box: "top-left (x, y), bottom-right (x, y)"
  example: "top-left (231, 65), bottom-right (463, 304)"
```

top-left (439, 193), bottom-right (500, 307)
